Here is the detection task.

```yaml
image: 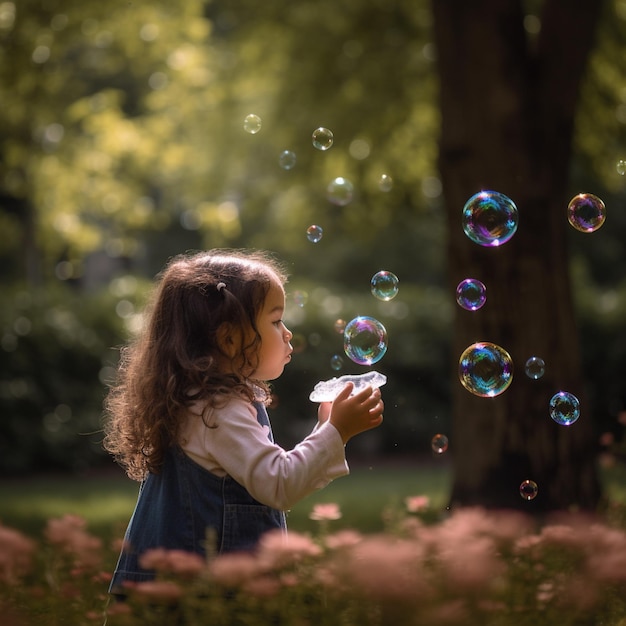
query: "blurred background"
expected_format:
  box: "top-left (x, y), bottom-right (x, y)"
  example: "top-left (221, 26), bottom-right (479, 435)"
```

top-left (1, 0), bottom-right (625, 484)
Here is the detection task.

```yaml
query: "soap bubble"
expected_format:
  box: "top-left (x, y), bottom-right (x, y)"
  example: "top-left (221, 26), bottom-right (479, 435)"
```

top-left (567, 193), bottom-right (606, 233)
top-left (462, 190), bottom-right (519, 247)
top-left (292, 291), bottom-right (308, 307)
top-left (306, 224), bottom-right (323, 243)
top-left (330, 354), bottom-right (344, 371)
top-left (327, 177), bottom-right (354, 206)
top-left (458, 342), bottom-right (513, 397)
top-left (519, 480), bottom-right (538, 501)
top-left (309, 370), bottom-right (387, 402)
top-left (524, 356), bottom-right (545, 379)
top-left (279, 150), bottom-right (296, 170)
top-left (371, 271), bottom-right (399, 301)
top-left (312, 127), bottom-right (334, 150)
top-left (456, 278), bottom-right (486, 311)
top-left (378, 174), bottom-right (393, 192)
top-left (549, 391), bottom-right (580, 426)
top-left (334, 319), bottom-right (346, 334)
top-left (617, 160), bottom-right (625, 176)
top-left (431, 434), bottom-right (449, 454)
top-left (344, 316), bottom-right (388, 365)
top-left (243, 114), bottom-right (262, 134)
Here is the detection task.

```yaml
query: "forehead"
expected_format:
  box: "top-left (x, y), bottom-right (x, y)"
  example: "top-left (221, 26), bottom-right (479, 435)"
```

top-left (262, 278), bottom-right (285, 310)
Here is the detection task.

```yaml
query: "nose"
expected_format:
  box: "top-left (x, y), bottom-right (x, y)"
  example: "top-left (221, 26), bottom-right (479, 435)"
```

top-left (284, 325), bottom-right (293, 342)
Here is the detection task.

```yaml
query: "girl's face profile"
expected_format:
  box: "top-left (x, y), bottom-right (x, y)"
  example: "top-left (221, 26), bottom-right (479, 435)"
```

top-left (252, 278), bottom-right (293, 381)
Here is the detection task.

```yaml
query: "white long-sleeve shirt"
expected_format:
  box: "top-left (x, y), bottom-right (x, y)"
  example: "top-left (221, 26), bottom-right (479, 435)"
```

top-left (178, 397), bottom-right (349, 511)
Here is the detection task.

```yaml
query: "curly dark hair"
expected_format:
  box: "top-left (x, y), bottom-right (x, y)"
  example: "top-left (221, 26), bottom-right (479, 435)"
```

top-left (103, 249), bottom-right (288, 481)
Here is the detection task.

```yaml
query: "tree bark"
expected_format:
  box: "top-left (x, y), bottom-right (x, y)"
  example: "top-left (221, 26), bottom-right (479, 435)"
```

top-left (431, 0), bottom-right (604, 511)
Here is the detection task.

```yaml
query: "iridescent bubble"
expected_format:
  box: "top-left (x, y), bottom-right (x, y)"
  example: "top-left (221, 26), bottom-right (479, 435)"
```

top-left (519, 480), bottom-right (538, 501)
top-left (343, 316), bottom-right (388, 365)
top-left (293, 290), bottom-right (308, 308)
top-left (567, 193), bottom-right (606, 233)
top-left (378, 174), bottom-right (393, 192)
top-left (279, 150), bottom-right (296, 170)
top-left (371, 271), bottom-right (399, 301)
top-left (456, 278), bottom-right (486, 311)
top-left (330, 354), bottom-right (344, 371)
top-left (462, 190), bottom-right (519, 247)
top-left (458, 342), bottom-right (514, 397)
top-left (431, 434), bottom-right (449, 454)
top-left (549, 391), bottom-right (580, 426)
top-left (334, 319), bottom-right (346, 334)
top-left (327, 177), bottom-right (354, 206)
top-left (243, 113), bottom-right (262, 134)
top-left (616, 160), bottom-right (625, 176)
top-left (312, 127), bottom-right (334, 151)
top-left (306, 224), bottom-right (323, 243)
top-left (525, 356), bottom-right (545, 380)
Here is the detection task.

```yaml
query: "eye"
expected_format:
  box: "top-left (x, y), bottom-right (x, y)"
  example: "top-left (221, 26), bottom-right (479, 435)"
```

top-left (273, 319), bottom-right (283, 326)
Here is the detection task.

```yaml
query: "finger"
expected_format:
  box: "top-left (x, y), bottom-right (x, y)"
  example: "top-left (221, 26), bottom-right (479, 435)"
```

top-left (333, 382), bottom-right (355, 403)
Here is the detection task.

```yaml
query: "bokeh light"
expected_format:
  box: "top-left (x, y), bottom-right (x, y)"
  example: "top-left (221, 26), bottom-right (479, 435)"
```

top-left (279, 150), bottom-right (296, 170)
top-left (462, 190), bottom-right (519, 247)
top-left (549, 391), bottom-right (580, 426)
top-left (519, 480), bottom-right (538, 501)
top-left (456, 278), bottom-right (486, 311)
top-left (371, 271), bottom-right (399, 301)
top-left (458, 341), bottom-right (514, 397)
top-left (567, 193), bottom-right (606, 233)
top-left (243, 114), bottom-right (262, 134)
top-left (312, 127), bottom-right (334, 150)
top-left (292, 291), bottom-right (308, 308)
top-left (378, 174), bottom-right (393, 192)
top-left (330, 354), bottom-right (344, 371)
top-left (524, 356), bottom-right (545, 380)
top-left (343, 316), bottom-right (388, 365)
top-left (616, 159), bottom-right (625, 176)
top-left (334, 319), bottom-right (346, 334)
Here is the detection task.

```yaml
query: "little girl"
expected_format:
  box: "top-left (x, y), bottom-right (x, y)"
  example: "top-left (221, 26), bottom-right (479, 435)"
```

top-left (104, 249), bottom-right (384, 593)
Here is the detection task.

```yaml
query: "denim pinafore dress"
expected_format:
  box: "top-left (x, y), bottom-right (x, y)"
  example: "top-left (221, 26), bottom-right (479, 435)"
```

top-left (109, 402), bottom-right (287, 593)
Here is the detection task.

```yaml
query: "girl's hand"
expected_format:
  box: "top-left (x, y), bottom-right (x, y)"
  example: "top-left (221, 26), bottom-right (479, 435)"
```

top-left (328, 382), bottom-right (384, 444)
top-left (318, 401), bottom-right (332, 423)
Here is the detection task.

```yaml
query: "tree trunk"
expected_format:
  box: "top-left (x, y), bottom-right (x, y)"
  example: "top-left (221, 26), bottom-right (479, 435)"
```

top-left (431, 0), bottom-right (604, 511)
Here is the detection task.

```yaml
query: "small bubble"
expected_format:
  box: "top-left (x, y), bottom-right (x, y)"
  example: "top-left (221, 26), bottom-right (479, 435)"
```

top-left (519, 480), bottom-right (538, 501)
top-left (524, 356), bottom-right (545, 379)
top-left (462, 190), bottom-right (519, 247)
top-left (616, 159), bottom-right (625, 176)
top-left (343, 316), bottom-right (388, 365)
top-left (312, 127), bottom-right (334, 150)
top-left (567, 193), bottom-right (606, 233)
top-left (327, 177), bottom-right (354, 206)
top-left (456, 278), bottom-right (486, 311)
top-left (292, 291), bottom-right (308, 308)
top-left (279, 150), bottom-right (296, 170)
top-left (243, 114), bottom-right (262, 134)
top-left (306, 224), bottom-right (323, 243)
top-left (330, 354), bottom-right (344, 371)
top-left (371, 271), bottom-right (399, 301)
top-left (431, 434), bottom-right (449, 454)
top-left (378, 174), bottom-right (393, 192)
top-left (549, 391), bottom-right (580, 426)
top-left (458, 341), bottom-right (514, 397)
top-left (334, 319), bottom-right (346, 334)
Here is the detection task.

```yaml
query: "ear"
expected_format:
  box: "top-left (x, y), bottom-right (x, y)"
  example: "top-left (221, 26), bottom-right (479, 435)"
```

top-left (216, 322), bottom-right (239, 357)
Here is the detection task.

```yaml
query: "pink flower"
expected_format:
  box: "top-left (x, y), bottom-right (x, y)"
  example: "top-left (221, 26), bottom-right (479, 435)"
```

top-left (256, 530), bottom-right (322, 570)
top-left (0, 523), bottom-right (36, 584)
top-left (404, 495), bottom-right (430, 513)
top-left (309, 503), bottom-right (342, 521)
top-left (45, 514), bottom-right (102, 568)
top-left (210, 551), bottom-right (261, 586)
top-left (138, 548), bottom-right (204, 576)
top-left (127, 580), bottom-right (184, 603)
top-left (324, 529), bottom-right (363, 550)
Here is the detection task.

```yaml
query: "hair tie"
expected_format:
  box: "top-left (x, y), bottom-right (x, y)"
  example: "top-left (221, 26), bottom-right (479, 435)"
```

top-left (216, 282), bottom-right (226, 292)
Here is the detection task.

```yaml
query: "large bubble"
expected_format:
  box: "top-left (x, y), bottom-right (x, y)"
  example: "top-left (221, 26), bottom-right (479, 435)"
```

top-left (327, 177), bottom-right (354, 206)
top-left (456, 278), bottom-right (486, 311)
top-left (524, 356), bottom-right (545, 380)
top-left (519, 480), bottom-right (538, 501)
top-left (344, 316), bottom-right (388, 365)
top-left (371, 271), bottom-right (399, 301)
top-left (243, 114), bottom-right (262, 134)
top-left (567, 193), bottom-right (606, 233)
top-left (312, 127), bottom-right (334, 150)
top-left (431, 434), bottom-right (449, 454)
top-left (309, 371), bottom-right (387, 402)
top-left (458, 341), bottom-right (514, 397)
top-left (306, 224), bottom-right (323, 243)
top-left (549, 391), bottom-right (580, 426)
top-left (462, 190), bottom-right (519, 247)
